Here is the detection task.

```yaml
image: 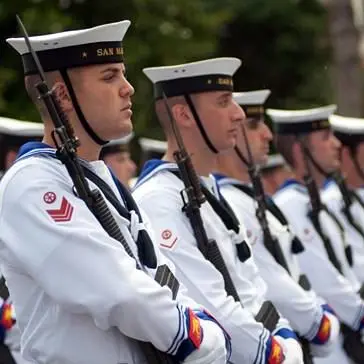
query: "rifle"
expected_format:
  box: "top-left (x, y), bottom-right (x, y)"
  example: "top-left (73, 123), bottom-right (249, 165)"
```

top-left (236, 124), bottom-right (290, 273)
top-left (330, 171), bottom-right (364, 242)
top-left (299, 139), bottom-right (347, 275)
top-left (161, 92), bottom-right (279, 332)
top-left (16, 15), bottom-right (177, 364)
top-left (237, 125), bottom-right (313, 363)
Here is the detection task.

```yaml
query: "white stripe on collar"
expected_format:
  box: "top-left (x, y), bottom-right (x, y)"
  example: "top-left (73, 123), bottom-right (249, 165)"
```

top-left (16, 147), bottom-right (56, 162)
top-left (216, 176), bottom-right (245, 187)
top-left (134, 162), bottom-right (178, 189)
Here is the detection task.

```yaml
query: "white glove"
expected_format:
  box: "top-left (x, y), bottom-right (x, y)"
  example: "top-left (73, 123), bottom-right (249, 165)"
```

top-left (182, 319), bottom-right (227, 364)
top-left (274, 336), bottom-right (304, 364)
top-left (310, 311), bottom-right (340, 357)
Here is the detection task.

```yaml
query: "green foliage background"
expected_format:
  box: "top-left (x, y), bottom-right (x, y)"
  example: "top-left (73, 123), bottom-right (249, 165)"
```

top-left (0, 0), bottom-right (331, 147)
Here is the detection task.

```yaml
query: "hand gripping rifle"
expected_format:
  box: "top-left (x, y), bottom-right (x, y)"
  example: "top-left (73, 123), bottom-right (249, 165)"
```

top-left (16, 15), bottom-right (177, 364)
top-left (162, 93), bottom-right (279, 332)
top-left (237, 125), bottom-right (313, 364)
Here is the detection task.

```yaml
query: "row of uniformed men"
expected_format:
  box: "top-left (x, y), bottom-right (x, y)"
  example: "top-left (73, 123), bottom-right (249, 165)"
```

top-left (0, 18), bottom-right (364, 364)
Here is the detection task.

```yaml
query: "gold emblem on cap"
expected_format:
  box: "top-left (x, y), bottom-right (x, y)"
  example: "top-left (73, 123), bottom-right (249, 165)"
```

top-left (82, 52), bottom-right (88, 59)
top-left (217, 77), bottom-right (233, 86)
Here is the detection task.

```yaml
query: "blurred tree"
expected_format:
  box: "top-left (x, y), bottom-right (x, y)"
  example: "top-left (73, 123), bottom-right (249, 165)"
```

top-left (0, 0), bottom-right (340, 141)
top-left (0, 0), bottom-right (230, 139)
top-left (216, 0), bottom-right (331, 109)
top-left (322, 0), bottom-right (363, 116)
top-left (0, 0), bottom-right (74, 121)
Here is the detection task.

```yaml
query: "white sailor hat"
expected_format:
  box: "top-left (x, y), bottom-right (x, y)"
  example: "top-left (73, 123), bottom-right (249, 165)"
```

top-left (233, 89), bottom-right (271, 118)
top-left (143, 57), bottom-right (242, 99)
top-left (267, 105), bottom-right (337, 134)
top-left (261, 153), bottom-right (286, 171)
top-left (7, 20), bottom-right (130, 75)
top-left (139, 137), bottom-right (167, 154)
top-left (329, 114), bottom-right (364, 145)
top-left (0, 116), bottom-right (43, 138)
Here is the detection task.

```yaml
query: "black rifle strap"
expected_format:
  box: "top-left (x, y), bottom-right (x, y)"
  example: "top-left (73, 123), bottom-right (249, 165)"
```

top-left (82, 166), bottom-right (182, 298)
top-left (81, 165), bottom-right (157, 269)
top-left (339, 188), bottom-right (364, 242)
top-left (170, 171), bottom-right (251, 262)
top-left (0, 277), bottom-right (9, 301)
top-left (230, 184), bottom-right (289, 264)
top-left (232, 184), bottom-right (304, 253)
top-left (308, 208), bottom-right (343, 275)
top-left (322, 204), bottom-right (353, 267)
top-left (231, 184), bottom-right (311, 290)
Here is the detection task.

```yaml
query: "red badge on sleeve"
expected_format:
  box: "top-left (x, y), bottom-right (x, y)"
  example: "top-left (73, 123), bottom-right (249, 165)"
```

top-left (187, 308), bottom-right (202, 349)
top-left (46, 197), bottom-right (74, 222)
top-left (313, 314), bottom-right (331, 345)
top-left (160, 229), bottom-right (178, 249)
top-left (268, 337), bottom-right (285, 364)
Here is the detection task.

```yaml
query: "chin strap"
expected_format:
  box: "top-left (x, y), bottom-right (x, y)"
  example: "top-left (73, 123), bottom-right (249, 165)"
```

top-left (350, 147), bottom-right (364, 183)
top-left (183, 93), bottom-right (218, 153)
top-left (60, 69), bottom-right (108, 146)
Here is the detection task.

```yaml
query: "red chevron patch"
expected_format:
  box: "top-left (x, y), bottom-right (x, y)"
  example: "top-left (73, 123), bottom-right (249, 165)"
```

top-left (46, 197), bottom-right (74, 222)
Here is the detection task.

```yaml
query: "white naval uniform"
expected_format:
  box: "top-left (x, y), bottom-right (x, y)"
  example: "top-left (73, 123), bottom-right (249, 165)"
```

top-left (0, 143), bottom-right (222, 364)
top-left (0, 175), bottom-right (32, 364)
top-left (273, 180), bottom-right (364, 332)
top-left (216, 176), bottom-right (343, 362)
top-left (322, 180), bottom-right (364, 284)
top-left (133, 160), bottom-right (301, 364)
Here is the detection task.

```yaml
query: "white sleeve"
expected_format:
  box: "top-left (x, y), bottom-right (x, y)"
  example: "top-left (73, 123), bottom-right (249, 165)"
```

top-left (275, 197), bottom-right (364, 330)
top-left (134, 186), bottom-right (275, 364)
top-left (0, 165), bottom-right (193, 355)
top-left (235, 209), bottom-right (323, 339)
top-left (141, 208), bottom-right (200, 309)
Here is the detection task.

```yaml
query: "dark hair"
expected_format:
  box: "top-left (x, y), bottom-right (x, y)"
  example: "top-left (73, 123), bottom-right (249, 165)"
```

top-left (100, 144), bottom-right (129, 160)
top-left (0, 134), bottom-right (41, 170)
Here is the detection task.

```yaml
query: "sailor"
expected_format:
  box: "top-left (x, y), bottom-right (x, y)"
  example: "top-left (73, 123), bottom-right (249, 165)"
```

top-left (268, 105), bottom-right (364, 364)
top-left (0, 116), bottom-right (43, 179)
top-left (215, 90), bottom-right (341, 363)
top-left (261, 154), bottom-right (293, 195)
top-left (0, 116), bottom-right (43, 364)
top-left (2, 20), bottom-right (230, 364)
top-left (133, 58), bottom-right (304, 364)
top-left (100, 132), bottom-right (137, 187)
top-left (139, 137), bottom-right (167, 166)
top-left (321, 114), bottom-right (364, 285)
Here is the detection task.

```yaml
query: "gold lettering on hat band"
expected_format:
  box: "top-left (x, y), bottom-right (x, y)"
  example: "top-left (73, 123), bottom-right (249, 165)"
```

top-left (97, 47), bottom-right (124, 57)
top-left (312, 120), bottom-right (329, 129)
top-left (217, 77), bottom-right (233, 86)
top-left (246, 106), bottom-right (264, 114)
